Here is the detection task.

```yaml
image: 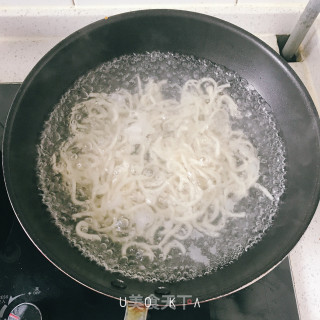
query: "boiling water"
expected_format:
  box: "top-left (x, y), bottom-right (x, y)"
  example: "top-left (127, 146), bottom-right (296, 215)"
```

top-left (37, 52), bottom-right (286, 282)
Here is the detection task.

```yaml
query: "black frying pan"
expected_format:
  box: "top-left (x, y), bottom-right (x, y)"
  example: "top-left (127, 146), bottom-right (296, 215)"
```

top-left (2, 10), bottom-right (320, 305)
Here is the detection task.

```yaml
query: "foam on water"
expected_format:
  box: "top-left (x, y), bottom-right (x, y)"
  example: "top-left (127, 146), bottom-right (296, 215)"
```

top-left (37, 52), bottom-right (286, 282)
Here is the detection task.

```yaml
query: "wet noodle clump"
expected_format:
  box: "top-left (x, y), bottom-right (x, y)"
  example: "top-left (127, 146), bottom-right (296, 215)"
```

top-left (37, 52), bottom-right (286, 282)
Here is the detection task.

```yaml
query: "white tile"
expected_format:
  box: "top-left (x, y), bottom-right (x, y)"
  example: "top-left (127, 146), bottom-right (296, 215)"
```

top-left (238, 0), bottom-right (307, 4)
top-left (0, 8), bottom-right (103, 38)
top-left (0, 6), bottom-right (303, 39)
top-left (0, 37), bottom-right (62, 82)
top-left (74, 0), bottom-right (235, 6)
top-left (0, 0), bottom-right (73, 6)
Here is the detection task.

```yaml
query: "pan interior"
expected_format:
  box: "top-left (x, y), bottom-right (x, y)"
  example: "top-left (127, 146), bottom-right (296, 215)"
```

top-left (36, 51), bottom-right (286, 283)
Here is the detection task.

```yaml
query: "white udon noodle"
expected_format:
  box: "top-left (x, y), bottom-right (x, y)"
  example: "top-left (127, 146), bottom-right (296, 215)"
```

top-left (51, 77), bottom-right (273, 261)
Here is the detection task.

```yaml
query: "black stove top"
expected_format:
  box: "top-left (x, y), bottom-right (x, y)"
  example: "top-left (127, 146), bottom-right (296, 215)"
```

top-left (0, 84), bottom-right (300, 320)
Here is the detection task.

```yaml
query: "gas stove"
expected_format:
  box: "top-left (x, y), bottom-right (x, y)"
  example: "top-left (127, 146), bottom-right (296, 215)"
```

top-left (0, 84), bottom-right (300, 320)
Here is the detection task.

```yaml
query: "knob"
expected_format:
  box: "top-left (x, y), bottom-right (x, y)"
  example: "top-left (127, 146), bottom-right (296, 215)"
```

top-left (8, 302), bottom-right (42, 320)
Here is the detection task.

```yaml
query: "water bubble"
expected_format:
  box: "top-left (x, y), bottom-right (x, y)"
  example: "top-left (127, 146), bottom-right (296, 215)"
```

top-left (106, 249), bottom-right (113, 256)
top-left (71, 154), bottom-right (78, 160)
top-left (142, 168), bottom-right (153, 177)
top-left (115, 217), bottom-right (129, 230)
top-left (119, 256), bottom-right (128, 264)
